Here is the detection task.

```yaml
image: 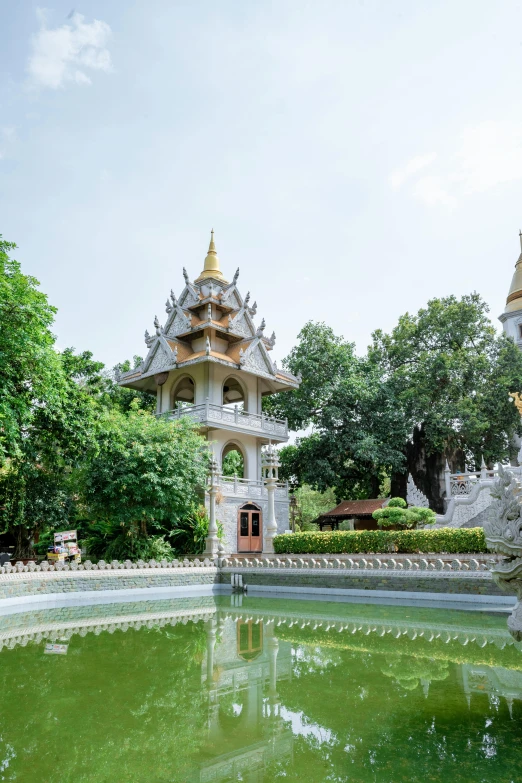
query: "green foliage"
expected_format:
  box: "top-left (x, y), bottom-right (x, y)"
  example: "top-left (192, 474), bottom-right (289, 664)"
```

top-left (273, 527), bottom-right (487, 554)
top-left (0, 346), bottom-right (104, 556)
top-left (265, 322), bottom-right (406, 499)
top-left (291, 484), bottom-right (337, 530)
top-left (221, 449), bottom-right (244, 477)
top-left (369, 293), bottom-right (522, 468)
top-left (0, 236), bottom-right (60, 465)
top-left (372, 498), bottom-right (436, 528)
top-left (169, 506), bottom-right (224, 556)
top-left (83, 409), bottom-right (209, 555)
top-left (388, 497), bottom-right (407, 508)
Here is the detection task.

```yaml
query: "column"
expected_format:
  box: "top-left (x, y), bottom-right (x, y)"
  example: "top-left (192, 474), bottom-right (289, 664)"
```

top-left (262, 445), bottom-right (280, 554)
top-left (205, 457), bottom-right (220, 556)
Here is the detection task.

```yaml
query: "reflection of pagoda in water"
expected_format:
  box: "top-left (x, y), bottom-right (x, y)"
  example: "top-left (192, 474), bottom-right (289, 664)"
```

top-left (199, 612), bottom-right (293, 782)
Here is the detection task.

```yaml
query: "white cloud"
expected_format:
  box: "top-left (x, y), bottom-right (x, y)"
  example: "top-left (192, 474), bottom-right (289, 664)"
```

top-left (391, 121), bottom-right (522, 207)
top-left (27, 9), bottom-right (112, 89)
top-left (389, 153), bottom-right (436, 190)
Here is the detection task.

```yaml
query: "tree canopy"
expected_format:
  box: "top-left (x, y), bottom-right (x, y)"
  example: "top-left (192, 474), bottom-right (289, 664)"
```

top-left (267, 296), bottom-right (522, 509)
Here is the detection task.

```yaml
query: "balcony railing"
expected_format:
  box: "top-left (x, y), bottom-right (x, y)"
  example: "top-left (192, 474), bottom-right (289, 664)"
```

top-left (215, 474), bottom-right (289, 500)
top-left (447, 465), bottom-right (522, 496)
top-left (159, 402), bottom-right (288, 439)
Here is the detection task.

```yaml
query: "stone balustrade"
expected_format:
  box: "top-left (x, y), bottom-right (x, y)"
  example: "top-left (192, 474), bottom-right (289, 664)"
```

top-left (0, 557), bottom-right (218, 575)
top-left (220, 553), bottom-right (495, 574)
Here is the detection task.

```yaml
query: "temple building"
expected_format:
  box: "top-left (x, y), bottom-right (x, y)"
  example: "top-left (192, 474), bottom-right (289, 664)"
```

top-left (499, 231), bottom-right (522, 346)
top-left (118, 231), bottom-right (300, 554)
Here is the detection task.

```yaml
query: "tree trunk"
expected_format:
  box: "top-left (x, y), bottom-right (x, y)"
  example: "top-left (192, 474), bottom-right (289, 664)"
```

top-left (391, 425), bottom-right (466, 513)
top-left (12, 525), bottom-right (34, 560)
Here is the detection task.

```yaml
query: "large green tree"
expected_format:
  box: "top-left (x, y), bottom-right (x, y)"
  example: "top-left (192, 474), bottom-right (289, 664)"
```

top-left (82, 408), bottom-right (209, 559)
top-left (267, 298), bottom-right (522, 510)
top-left (265, 322), bottom-right (407, 499)
top-left (369, 294), bottom-right (522, 509)
top-left (0, 349), bottom-right (103, 557)
top-left (0, 237), bottom-right (60, 464)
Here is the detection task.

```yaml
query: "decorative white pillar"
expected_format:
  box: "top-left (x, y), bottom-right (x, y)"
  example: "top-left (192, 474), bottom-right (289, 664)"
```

top-left (444, 460), bottom-right (451, 499)
top-left (262, 444), bottom-right (280, 554)
top-left (205, 457), bottom-right (220, 556)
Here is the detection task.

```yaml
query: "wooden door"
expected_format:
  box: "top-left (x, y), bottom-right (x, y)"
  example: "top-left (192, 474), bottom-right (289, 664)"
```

top-left (237, 503), bottom-right (262, 552)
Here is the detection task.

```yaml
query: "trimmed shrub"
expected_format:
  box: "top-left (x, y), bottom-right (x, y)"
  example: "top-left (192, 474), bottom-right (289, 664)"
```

top-left (387, 498), bottom-right (407, 509)
top-left (373, 497), bottom-right (436, 528)
top-left (273, 528), bottom-right (487, 555)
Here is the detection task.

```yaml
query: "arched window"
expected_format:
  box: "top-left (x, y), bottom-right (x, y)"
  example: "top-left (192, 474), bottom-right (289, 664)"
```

top-left (172, 375), bottom-right (195, 407)
top-left (222, 376), bottom-right (246, 408)
top-left (221, 441), bottom-right (245, 478)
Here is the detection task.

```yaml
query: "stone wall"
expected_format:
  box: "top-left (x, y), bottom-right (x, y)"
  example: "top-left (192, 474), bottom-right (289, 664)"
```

top-left (0, 567), bottom-right (219, 602)
top-left (219, 570), bottom-right (505, 595)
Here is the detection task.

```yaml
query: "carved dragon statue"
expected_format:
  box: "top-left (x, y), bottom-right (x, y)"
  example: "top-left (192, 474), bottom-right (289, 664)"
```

top-left (484, 463), bottom-right (522, 640)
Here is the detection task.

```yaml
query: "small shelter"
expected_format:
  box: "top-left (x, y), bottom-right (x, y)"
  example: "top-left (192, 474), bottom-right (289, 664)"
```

top-left (315, 499), bottom-right (390, 531)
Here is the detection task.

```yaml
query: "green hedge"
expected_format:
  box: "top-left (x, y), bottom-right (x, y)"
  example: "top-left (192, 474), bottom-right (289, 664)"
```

top-left (273, 528), bottom-right (487, 555)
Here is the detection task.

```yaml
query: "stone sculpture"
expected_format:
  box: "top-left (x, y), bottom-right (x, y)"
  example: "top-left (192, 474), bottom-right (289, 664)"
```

top-left (406, 474), bottom-right (430, 508)
top-left (484, 464), bottom-right (522, 639)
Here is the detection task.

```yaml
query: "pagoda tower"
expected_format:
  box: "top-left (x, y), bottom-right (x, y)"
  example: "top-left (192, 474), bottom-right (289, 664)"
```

top-left (119, 231), bottom-right (300, 554)
top-left (499, 231), bottom-right (522, 347)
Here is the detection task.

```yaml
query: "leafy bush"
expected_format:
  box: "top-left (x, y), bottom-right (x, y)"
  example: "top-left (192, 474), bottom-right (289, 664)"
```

top-left (373, 498), bottom-right (436, 529)
top-left (169, 506), bottom-right (224, 556)
top-left (83, 522), bottom-right (176, 561)
top-left (273, 528), bottom-right (487, 554)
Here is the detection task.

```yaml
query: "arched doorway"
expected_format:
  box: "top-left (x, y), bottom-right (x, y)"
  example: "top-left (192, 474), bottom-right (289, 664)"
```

top-left (238, 502), bottom-right (262, 553)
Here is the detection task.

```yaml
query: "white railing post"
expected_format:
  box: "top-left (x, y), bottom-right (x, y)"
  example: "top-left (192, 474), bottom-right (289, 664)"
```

top-left (444, 460), bottom-right (451, 497)
top-left (234, 473), bottom-right (238, 494)
top-left (480, 455), bottom-right (487, 480)
top-left (205, 397), bottom-right (210, 422)
top-left (262, 445), bottom-right (280, 554)
top-left (234, 404), bottom-right (238, 424)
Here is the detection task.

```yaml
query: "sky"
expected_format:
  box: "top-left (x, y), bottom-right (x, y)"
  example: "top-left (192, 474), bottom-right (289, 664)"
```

top-left (2, 1), bottom-right (522, 369)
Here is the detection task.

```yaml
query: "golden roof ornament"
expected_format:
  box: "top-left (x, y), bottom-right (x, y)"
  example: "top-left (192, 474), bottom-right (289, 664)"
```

top-left (195, 229), bottom-right (228, 284)
top-left (504, 231), bottom-right (522, 313)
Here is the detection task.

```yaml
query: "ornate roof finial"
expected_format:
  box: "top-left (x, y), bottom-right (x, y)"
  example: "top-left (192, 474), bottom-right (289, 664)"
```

top-left (519, 229), bottom-right (522, 252)
top-left (195, 229), bottom-right (228, 284)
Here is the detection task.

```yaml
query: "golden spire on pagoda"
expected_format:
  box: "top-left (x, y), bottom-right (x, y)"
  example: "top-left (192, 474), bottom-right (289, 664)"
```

top-left (505, 230), bottom-right (522, 313)
top-left (195, 229), bottom-right (228, 283)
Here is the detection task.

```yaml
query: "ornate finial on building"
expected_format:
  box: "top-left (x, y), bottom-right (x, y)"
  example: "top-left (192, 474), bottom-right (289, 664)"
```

top-left (206, 336), bottom-right (211, 355)
top-left (154, 316), bottom-right (162, 336)
top-left (207, 302), bottom-right (212, 322)
top-left (248, 300), bottom-right (257, 316)
top-left (519, 229), bottom-right (522, 252)
top-left (165, 298), bottom-right (173, 314)
top-left (144, 329), bottom-right (154, 347)
top-left (267, 331), bottom-right (276, 348)
top-left (170, 290), bottom-right (177, 305)
top-left (195, 229), bottom-right (228, 284)
top-left (244, 291), bottom-right (251, 306)
top-left (256, 318), bottom-right (266, 337)
top-left (183, 267), bottom-right (190, 286)
top-left (232, 268), bottom-right (239, 285)
top-left (239, 347), bottom-right (246, 366)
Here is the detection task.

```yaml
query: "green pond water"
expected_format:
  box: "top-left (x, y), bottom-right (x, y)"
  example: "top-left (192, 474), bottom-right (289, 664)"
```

top-left (1, 594), bottom-right (521, 782)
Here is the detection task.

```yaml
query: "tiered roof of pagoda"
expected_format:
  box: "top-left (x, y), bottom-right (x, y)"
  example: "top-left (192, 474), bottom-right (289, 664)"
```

top-left (119, 231), bottom-right (300, 394)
